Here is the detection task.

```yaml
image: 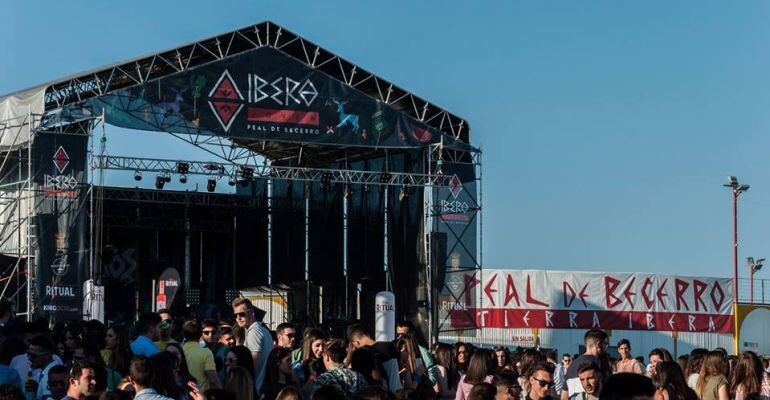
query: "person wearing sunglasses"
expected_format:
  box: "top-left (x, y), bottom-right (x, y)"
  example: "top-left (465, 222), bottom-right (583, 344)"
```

top-left (274, 323), bottom-right (296, 351)
top-left (527, 362), bottom-right (557, 400)
top-left (492, 371), bottom-right (522, 400)
top-left (231, 298), bottom-right (272, 397)
top-left (27, 335), bottom-right (63, 400)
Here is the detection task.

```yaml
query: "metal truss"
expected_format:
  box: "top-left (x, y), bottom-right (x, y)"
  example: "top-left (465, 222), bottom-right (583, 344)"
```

top-left (101, 187), bottom-right (259, 208)
top-left (95, 155), bottom-right (455, 188)
top-left (37, 21), bottom-right (470, 145)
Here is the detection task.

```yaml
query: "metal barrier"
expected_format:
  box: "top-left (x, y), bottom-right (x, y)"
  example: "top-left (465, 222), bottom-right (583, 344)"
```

top-left (737, 278), bottom-right (770, 305)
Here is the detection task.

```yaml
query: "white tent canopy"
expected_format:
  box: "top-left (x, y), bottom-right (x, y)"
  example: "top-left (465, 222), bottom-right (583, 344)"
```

top-left (0, 86), bottom-right (45, 150)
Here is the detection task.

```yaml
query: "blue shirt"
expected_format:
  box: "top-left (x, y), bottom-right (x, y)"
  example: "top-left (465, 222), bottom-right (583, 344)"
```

top-left (130, 335), bottom-right (159, 357)
top-left (135, 388), bottom-right (175, 400)
top-left (0, 364), bottom-right (22, 389)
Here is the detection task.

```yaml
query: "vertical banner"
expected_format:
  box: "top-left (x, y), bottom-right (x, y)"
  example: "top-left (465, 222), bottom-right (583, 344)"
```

top-left (433, 161), bottom-right (480, 332)
top-left (32, 131), bottom-right (89, 321)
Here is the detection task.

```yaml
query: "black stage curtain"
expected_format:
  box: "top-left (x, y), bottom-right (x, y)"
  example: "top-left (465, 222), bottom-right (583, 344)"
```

top-left (270, 180), bottom-right (306, 284)
top-left (308, 181), bottom-right (344, 284)
top-left (347, 158), bottom-right (385, 282)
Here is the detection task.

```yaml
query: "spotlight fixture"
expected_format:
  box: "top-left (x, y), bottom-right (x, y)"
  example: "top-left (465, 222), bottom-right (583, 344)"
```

top-left (179, 174), bottom-right (188, 184)
top-left (155, 176), bottom-right (166, 190)
top-left (228, 176), bottom-right (236, 186)
top-left (176, 162), bottom-right (189, 174)
top-left (134, 170), bottom-right (142, 181)
top-left (345, 186), bottom-right (355, 199)
top-left (207, 178), bottom-right (216, 192)
top-left (379, 173), bottom-right (391, 184)
top-left (240, 166), bottom-right (254, 180)
top-left (320, 172), bottom-right (332, 189)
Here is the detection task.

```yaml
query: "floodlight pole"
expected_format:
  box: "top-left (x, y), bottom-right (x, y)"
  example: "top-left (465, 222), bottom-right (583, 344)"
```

top-left (724, 178), bottom-right (749, 305)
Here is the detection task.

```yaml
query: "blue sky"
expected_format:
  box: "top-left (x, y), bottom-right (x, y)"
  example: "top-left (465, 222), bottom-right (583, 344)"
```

top-left (2, 1), bottom-right (770, 278)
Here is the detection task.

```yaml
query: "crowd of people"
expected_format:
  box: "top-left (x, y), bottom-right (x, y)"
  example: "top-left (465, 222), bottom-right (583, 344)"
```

top-left (1, 299), bottom-right (769, 400)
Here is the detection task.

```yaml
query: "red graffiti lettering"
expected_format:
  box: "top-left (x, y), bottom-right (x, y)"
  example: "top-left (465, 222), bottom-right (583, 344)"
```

top-left (693, 280), bottom-right (707, 312)
top-left (563, 282), bottom-right (576, 307)
top-left (623, 277), bottom-right (637, 308)
top-left (657, 278), bottom-right (669, 310)
top-left (605, 276), bottom-right (622, 308)
top-left (711, 281), bottom-right (725, 311)
top-left (526, 276), bottom-right (549, 307)
top-left (464, 274), bottom-right (481, 305)
top-left (484, 274), bottom-right (498, 306)
top-left (642, 277), bottom-right (655, 309)
top-left (504, 275), bottom-right (521, 307)
top-left (675, 279), bottom-right (690, 311)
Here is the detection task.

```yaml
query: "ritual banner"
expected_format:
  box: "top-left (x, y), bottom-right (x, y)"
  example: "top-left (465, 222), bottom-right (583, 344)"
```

top-left (32, 131), bottom-right (89, 320)
top-left (448, 269), bottom-right (734, 333)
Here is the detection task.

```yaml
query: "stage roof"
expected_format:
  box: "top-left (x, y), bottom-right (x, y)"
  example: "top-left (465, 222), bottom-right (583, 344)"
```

top-left (0, 21), bottom-right (475, 159)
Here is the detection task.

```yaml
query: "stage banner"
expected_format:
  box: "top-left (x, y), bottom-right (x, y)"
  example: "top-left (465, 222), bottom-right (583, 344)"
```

top-left (32, 132), bottom-right (89, 320)
top-left (83, 47), bottom-right (474, 151)
top-left (449, 269), bottom-right (734, 333)
top-left (433, 161), bottom-right (479, 333)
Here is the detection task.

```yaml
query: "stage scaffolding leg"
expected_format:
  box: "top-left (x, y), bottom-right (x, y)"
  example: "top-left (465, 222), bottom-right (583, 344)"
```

top-left (343, 183), bottom-right (349, 319)
top-left (304, 183), bottom-right (310, 321)
top-left (184, 209), bottom-right (191, 295)
top-left (383, 185), bottom-right (390, 292)
top-left (232, 215), bottom-right (237, 289)
top-left (26, 106), bottom-right (33, 321)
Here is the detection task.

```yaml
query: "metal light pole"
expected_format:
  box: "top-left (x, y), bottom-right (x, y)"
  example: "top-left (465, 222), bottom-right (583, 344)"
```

top-left (747, 257), bottom-right (764, 304)
top-left (724, 176), bottom-right (749, 304)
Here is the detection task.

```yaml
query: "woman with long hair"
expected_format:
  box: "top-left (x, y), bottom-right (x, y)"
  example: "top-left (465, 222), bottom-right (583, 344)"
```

top-left (293, 328), bottom-right (326, 384)
top-left (651, 361), bottom-right (697, 400)
top-left (104, 325), bottom-right (133, 376)
top-left (262, 347), bottom-right (296, 400)
top-left (166, 342), bottom-right (197, 393)
top-left (686, 352), bottom-right (705, 390)
top-left (396, 334), bottom-right (428, 390)
top-left (149, 352), bottom-right (185, 400)
top-left (453, 343), bottom-right (473, 376)
top-left (225, 345), bottom-right (256, 380)
top-left (695, 351), bottom-right (729, 400)
top-left (434, 343), bottom-right (459, 400)
top-left (455, 348), bottom-right (495, 400)
top-left (730, 351), bottom-right (770, 400)
top-left (517, 349), bottom-right (545, 395)
top-left (225, 366), bottom-right (255, 400)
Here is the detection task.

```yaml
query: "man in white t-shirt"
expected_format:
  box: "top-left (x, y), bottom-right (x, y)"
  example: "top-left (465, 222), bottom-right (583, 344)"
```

top-left (232, 298), bottom-right (272, 394)
top-left (25, 336), bottom-right (63, 400)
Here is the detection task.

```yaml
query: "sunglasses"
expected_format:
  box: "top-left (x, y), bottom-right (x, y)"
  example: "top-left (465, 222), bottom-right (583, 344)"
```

top-left (532, 377), bottom-right (555, 389)
top-left (234, 311), bottom-right (252, 318)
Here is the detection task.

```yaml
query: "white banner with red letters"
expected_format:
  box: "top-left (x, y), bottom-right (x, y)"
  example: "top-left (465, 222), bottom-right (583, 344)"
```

top-left (448, 269), bottom-right (734, 333)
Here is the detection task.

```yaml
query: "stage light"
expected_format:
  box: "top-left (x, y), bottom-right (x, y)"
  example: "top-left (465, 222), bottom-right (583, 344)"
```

top-left (155, 176), bottom-right (166, 190)
top-left (179, 174), bottom-right (188, 184)
top-left (379, 173), bottom-right (391, 184)
top-left (228, 177), bottom-right (236, 186)
top-left (399, 185), bottom-right (409, 201)
top-left (240, 166), bottom-right (254, 180)
top-left (345, 186), bottom-right (354, 198)
top-left (207, 178), bottom-right (216, 192)
top-left (134, 171), bottom-right (142, 181)
top-left (320, 172), bottom-right (332, 189)
top-left (176, 162), bottom-right (189, 174)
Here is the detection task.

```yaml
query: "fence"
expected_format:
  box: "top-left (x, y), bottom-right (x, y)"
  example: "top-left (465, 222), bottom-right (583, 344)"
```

top-left (737, 278), bottom-right (770, 305)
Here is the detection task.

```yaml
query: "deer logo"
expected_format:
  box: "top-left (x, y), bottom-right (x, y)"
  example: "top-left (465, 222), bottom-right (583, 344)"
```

top-left (333, 99), bottom-right (360, 133)
top-left (158, 87), bottom-right (186, 116)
